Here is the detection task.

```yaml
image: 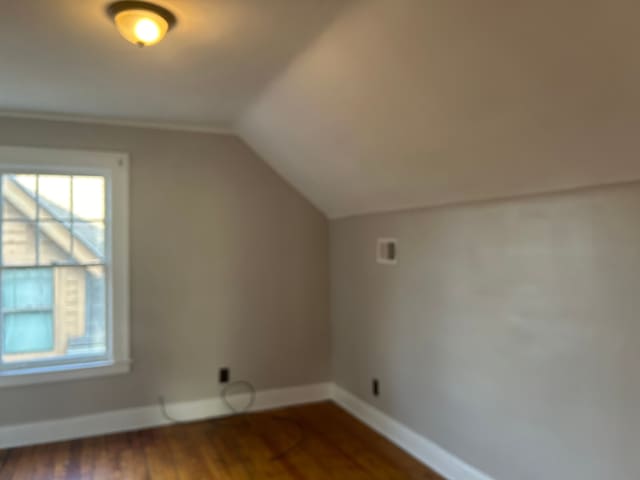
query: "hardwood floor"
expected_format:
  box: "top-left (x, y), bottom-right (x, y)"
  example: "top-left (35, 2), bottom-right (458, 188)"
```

top-left (0, 401), bottom-right (442, 479)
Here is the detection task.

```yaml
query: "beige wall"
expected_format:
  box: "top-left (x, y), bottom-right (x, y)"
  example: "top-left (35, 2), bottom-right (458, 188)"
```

top-left (0, 116), bottom-right (329, 425)
top-left (331, 183), bottom-right (640, 480)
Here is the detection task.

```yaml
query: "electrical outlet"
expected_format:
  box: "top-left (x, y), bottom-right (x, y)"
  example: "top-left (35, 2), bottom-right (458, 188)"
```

top-left (372, 378), bottom-right (379, 397)
top-left (219, 367), bottom-right (230, 383)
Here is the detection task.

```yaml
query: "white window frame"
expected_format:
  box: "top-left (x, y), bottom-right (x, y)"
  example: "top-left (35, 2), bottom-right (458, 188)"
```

top-left (0, 146), bottom-right (130, 387)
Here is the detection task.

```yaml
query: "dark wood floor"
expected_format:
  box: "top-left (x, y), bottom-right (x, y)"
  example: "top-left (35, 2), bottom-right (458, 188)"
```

top-left (0, 401), bottom-right (442, 479)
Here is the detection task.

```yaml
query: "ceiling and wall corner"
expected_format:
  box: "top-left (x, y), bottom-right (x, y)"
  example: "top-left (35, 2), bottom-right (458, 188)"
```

top-left (1, 0), bottom-right (640, 218)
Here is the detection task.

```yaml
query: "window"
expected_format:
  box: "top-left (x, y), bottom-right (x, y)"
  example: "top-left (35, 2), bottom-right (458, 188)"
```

top-left (0, 146), bottom-right (129, 386)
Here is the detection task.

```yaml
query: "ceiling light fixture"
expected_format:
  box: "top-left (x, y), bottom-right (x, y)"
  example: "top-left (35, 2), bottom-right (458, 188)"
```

top-left (107, 1), bottom-right (176, 47)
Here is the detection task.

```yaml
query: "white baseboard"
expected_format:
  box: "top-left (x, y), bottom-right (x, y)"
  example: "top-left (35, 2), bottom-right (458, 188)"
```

top-left (2, 381), bottom-right (493, 480)
top-left (330, 384), bottom-right (494, 480)
top-left (0, 382), bottom-right (331, 449)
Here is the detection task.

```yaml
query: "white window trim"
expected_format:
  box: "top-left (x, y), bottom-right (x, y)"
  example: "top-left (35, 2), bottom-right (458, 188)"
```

top-left (0, 145), bottom-right (130, 387)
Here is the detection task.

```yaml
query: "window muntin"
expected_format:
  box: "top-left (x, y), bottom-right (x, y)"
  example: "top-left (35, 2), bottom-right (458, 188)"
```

top-left (0, 172), bottom-right (109, 370)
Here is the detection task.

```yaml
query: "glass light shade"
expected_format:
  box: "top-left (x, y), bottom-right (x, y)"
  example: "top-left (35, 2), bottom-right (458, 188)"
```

top-left (114, 9), bottom-right (169, 47)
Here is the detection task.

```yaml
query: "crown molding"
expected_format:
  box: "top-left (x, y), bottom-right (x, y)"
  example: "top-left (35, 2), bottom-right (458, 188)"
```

top-left (0, 110), bottom-right (235, 136)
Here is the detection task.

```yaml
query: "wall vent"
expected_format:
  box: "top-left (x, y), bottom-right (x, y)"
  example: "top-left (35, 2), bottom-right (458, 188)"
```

top-left (377, 238), bottom-right (397, 265)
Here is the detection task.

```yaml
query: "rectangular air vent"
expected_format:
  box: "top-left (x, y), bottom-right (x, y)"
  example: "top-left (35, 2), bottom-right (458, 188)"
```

top-left (377, 238), bottom-right (397, 265)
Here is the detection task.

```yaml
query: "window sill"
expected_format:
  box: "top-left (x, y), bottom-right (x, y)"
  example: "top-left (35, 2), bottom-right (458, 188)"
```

top-left (0, 359), bottom-right (131, 388)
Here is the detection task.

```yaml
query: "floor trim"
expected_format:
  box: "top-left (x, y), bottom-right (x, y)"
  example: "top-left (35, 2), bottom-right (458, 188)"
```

top-left (2, 381), bottom-right (494, 480)
top-left (331, 384), bottom-right (494, 480)
top-left (0, 382), bottom-right (331, 449)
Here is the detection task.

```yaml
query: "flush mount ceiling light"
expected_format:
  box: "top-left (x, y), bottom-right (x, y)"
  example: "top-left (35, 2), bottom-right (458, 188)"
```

top-left (107, 1), bottom-right (176, 47)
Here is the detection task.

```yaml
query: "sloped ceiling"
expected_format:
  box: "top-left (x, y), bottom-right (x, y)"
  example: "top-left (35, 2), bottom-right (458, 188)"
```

top-left (238, 0), bottom-right (640, 218)
top-left (2, 1), bottom-right (640, 218)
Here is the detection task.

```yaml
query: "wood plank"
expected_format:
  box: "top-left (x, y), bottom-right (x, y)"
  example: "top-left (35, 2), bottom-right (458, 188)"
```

top-left (0, 401), bottom-right (442, 479)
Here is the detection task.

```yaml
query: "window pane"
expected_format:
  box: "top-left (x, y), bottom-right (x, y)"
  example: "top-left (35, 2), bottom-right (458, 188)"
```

top-left (73, 221), bottom-right (106, 262)
top-left (2, 269), bottom-right (54, 357)
top-left (1, 266), bottom-right (107, 364)
top-left (12, 174), bottom-right (37, 194)
top-left (3, 312), bottom-right (54, 354)
top-left (2, 268), bottom-right (53, 310)
top-left (39, 221), bottom-right (73, 265)
top-left (69, 265), bottom-right (107, 357)
top-left (72, 176), bottom-right (105, 221)
top-left (38, 175), bottom-right (71, 220)
top-left (3, 174), bottom-right (37, 220)
top-left (2, 221), bottom-right (36, 266)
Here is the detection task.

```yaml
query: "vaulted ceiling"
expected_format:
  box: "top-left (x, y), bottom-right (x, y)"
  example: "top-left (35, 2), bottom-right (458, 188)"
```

top-left (2, 0), bottom-right (640, 218)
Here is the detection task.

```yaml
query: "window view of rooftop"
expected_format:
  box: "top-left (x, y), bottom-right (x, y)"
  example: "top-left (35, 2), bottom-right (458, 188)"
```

top-left (1, 173), bottom-right (107, 365)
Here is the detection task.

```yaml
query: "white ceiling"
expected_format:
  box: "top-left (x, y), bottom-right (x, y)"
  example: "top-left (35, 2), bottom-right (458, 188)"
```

top-left (2, 0), bottom-right (640, 218)
top-left (0, 0), bottom-right (348, 128)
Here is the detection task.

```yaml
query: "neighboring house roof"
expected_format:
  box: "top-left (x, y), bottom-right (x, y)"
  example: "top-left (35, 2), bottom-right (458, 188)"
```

top-left (3, 175), bottom-right (104, 263)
